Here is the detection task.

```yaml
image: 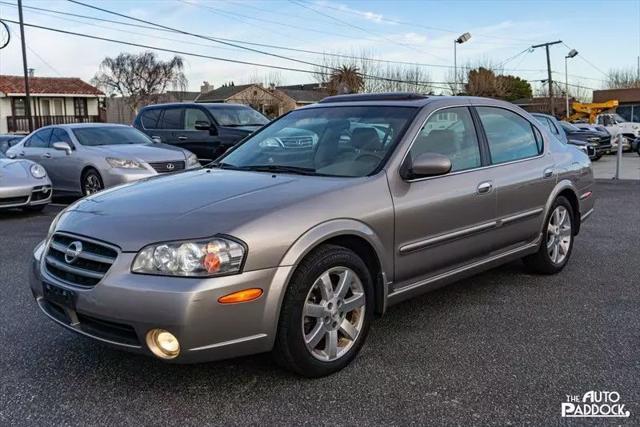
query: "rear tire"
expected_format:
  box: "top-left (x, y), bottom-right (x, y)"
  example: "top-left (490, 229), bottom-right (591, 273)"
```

top-left (81, 169), bottom-right (104, 196)
top-left (273, 244), bottom-right (374, 377)
top-left (523, 196), bottom-right (575, 274)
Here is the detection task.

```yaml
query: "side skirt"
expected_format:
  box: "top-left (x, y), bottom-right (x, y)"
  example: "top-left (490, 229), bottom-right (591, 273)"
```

top-left (386, 240), bottom-right (540, 307)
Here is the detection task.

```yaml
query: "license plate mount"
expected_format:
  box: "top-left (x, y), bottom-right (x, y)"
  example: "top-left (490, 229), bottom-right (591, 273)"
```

top-left (43, 282), bottom-right (76, 310)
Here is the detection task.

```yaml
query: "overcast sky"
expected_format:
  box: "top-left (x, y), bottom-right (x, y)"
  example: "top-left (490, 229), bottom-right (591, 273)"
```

top-left (0, 0), bottom-right (638, 94)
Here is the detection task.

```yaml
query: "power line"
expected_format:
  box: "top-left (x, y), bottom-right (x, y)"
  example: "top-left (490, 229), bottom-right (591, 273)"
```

top-left (0, 18), bottom-right (453, 91)
top-left (288, 0), bottom-right (451, 62)
top-left (1, 1), bottom-right (543, 73)
top-left (561, 41), bottom-right (609, 78)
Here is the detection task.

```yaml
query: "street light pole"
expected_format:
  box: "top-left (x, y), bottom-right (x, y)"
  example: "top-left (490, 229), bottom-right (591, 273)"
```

top-left (17, 0), bottom-right (33, 133)
top-left (565, 49), bottom-right (578, 120)
top-left (454, 32), bottom-right (471, 95)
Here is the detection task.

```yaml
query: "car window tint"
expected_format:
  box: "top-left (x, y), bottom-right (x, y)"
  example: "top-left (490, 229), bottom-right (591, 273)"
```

top-left (160, 108), bottom-right (183, 129)
top-left (410, 107), bottom-right (481, 172)
top-left (184, 108), bottom-right (210, 130)
top-left (24, 128), bottom-right (52, 148)
top-left (51, 128), bottom-right (73, 145)
top-left (477, 107), bottom-right (542, 164)
top-left (141, 109), bottom-right (161, 129)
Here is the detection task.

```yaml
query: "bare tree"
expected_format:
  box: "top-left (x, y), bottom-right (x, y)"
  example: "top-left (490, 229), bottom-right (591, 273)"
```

top-left (92, 51), bottom-right (187, 114)
top-left (605, 67), bottom-right (640, 89)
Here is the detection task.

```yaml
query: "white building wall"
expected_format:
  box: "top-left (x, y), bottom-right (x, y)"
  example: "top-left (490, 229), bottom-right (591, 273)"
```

top-left (0, 97), bottom-right (11, 134)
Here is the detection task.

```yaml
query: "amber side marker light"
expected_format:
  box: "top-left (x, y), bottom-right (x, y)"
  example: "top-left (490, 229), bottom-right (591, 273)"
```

top-left (218, 288), bottom-right (263, 304)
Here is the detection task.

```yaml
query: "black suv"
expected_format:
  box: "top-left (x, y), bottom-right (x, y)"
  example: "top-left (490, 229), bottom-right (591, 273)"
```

top-left (133, 103), bottom-right (269, 163)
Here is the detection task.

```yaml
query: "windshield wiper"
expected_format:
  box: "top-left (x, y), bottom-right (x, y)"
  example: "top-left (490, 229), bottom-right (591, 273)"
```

top-left (238, 164), bottom-right (318, 175)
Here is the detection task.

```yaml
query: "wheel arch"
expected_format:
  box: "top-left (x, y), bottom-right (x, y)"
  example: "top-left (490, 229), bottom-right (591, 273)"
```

top-left (279, 219), bottom-right (390, 316)
top-left (542, 180), bottom-right (581, 236)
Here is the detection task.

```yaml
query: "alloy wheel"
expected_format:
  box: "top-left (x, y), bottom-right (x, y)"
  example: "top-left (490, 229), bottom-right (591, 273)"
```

top-left (84, 174), bottom-right (102, 195)
top-left (546, 205), bottom-right (572, 264)
top-left (302, 266), bottom-right (366, 362)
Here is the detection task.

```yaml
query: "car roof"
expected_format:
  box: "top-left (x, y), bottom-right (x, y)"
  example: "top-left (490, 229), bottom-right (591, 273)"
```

top-left (36, 123), bottom-right (133, 130)
top-left (140, 102), bottom-right (254, 110)
top-left (302, 93), bottom-right (517, 110)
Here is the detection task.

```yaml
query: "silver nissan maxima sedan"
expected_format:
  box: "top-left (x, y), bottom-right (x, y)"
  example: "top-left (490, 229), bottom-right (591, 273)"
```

top-left (0, 150), bottom-right (52, 212)
top-left (30, 94), bottom-right (595, 377)
top-left (7, 123), bottom-right (200, 196)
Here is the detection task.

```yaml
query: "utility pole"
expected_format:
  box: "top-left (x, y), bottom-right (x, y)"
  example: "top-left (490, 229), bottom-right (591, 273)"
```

top-left (18, 0), bottom-right (33, 133)
top-left (532, 40), bottom-right (561, 117)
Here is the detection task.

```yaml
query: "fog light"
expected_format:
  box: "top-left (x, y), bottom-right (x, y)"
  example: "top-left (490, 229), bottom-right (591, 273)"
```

top-left (146, 329), bottom-right (180, 359)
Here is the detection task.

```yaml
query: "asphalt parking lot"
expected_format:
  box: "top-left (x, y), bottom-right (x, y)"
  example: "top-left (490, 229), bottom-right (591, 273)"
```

top-left (1, 180), bottom-right (638, 426)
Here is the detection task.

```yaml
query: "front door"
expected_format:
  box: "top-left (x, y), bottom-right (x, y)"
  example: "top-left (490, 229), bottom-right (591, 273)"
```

top-left (473, 106), bottom-right (556, 252)
top-left (41, 128), bottom-right (79, 191)
top-left (21, 128), bottom-right (52, 162)
top-left (390, 106), bottom-right (497, 285)
top-left (173, 107), bottom-right (223, 163)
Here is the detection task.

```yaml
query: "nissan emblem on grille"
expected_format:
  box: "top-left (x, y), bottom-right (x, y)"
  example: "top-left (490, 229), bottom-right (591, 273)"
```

top-left (166, 163), bottom-right (175, 170)
top-left (64, 241), bottom-right (83, 264)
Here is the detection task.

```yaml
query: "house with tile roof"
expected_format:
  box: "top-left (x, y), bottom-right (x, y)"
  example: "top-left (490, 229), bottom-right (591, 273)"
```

top-left (0, 75), bottom-right (105, 133)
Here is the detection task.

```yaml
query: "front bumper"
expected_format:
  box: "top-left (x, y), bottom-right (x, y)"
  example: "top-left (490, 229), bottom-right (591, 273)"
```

top-left (0, 183), bottom-right (52, 209)
top-left (30, 242), bottom-right (293, 363)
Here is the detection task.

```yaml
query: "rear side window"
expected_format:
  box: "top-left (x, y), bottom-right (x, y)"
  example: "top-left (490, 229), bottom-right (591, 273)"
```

top-left (160, 108), bottom-right (183, 129)
top-left (477, 107), bottom-right (542, 164)
top-left (24, 128), bottom-right (52, 148)
top-left (141, 109), bottom-right (161, 129)
top-left (410, 107), bottom-right (481, 172)
top-left (51, 128), bottom-right (73, 145)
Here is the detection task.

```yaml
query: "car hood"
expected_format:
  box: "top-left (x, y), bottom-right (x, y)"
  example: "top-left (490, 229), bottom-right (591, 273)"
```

top-left (85, 143), bottom-right (188, 162)
top-left (56, 168), bottom-right (353, 251)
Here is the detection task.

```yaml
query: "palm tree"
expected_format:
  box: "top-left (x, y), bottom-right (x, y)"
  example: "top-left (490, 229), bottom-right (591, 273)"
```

top-left (327, 65), bottom-right (364, 95)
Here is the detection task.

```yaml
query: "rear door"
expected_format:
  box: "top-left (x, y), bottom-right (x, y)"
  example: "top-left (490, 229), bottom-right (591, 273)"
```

top-left (173, 107), bottom-right (223, 163)
top-left (137, 107), bottom-right (164, 141)
top-left (391, 106), bottom-right (497, 285)
top-left (474, 106), bottom-right (556, 252)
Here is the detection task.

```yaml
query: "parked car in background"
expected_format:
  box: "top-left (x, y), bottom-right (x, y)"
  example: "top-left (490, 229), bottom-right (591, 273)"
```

top-left (31, 94), bottom-right (594, 377)
top-left (0, 134), bottom-right (24, 154)
top-left (596, 113), bottom-right (640, 150)
top-left (531, 113), bottom-right (606, 160)
top-left (6, 124), bottom-right (199, 196)
top-left (558, 121), bottom-right (612, 160)
top-left (632, 136), bottom-right (640, 156)
top-left (0, 150), bottom-right (51, 212)
top-left (134, 103), bottom-right (269, 164)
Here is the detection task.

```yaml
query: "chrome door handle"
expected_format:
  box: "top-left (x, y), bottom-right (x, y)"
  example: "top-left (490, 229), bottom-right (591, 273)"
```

top-left (178, 136), bottom-right (187, 141)
top-left (543, 167), bottom-right (553, 178)
top-left (42, 153), bottom-right (51, 159)
top-left (477, 181), bottom-right (493, 194)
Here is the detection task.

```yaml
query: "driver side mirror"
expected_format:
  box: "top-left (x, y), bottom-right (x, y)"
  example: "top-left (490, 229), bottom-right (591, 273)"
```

top-left (195, 120), bottom-right (218, 136)
top-left (403, 152), bottom-right (452, 179)
top-left (52, 141), bottom-right (72, 155)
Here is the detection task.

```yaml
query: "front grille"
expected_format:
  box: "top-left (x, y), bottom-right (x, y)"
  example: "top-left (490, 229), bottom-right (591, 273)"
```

top-left (280, 136), bottom-right (315, 148)
top-left (149, 160), bottom-right (185, 173)
top-left (44, 233), bottom-right (118, 288)
top-left (0, 195), bottom-right (28, 206)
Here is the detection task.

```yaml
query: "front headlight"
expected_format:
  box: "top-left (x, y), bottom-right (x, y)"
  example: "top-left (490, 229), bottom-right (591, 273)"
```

top-left (106, 157), bottom-right (145, 169)
top-left (30, 163), bottom-right (47, 179)
top-left (186, 153), bottom-right (199, 167)
top-left (132, 236), bottom-right (245, 277)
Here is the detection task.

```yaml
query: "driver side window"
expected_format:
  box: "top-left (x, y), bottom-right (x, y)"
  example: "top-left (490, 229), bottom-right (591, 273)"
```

top-left (24, 128), bottom-right (52, 148)
top-left (410, 107), bottom-right (481, 172)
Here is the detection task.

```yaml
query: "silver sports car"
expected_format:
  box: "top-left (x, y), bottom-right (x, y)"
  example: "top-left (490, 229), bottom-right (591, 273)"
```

top-left (6, 123), bottom-right (200, 196)
top-left (0, 150), bottom-right (52, 212)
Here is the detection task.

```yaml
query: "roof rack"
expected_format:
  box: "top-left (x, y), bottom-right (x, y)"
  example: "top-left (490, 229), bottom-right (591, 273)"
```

top-left (318, 92), bottom-right (429, 103)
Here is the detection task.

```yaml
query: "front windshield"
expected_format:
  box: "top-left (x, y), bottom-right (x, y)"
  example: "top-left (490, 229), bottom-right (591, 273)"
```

top-left (72, 126), bottom-right (152, 146)
top-left (218, 106), bottom-right (417, 177)
top-left (560, 121), bottom-right (580, 132)
top-left (612, 114), bottom-right (627, 123)
top-left (205, 106), bottom-right (269, 127)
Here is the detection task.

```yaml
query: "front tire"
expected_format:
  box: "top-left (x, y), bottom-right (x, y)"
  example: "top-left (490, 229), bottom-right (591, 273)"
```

top-left (273, 244), bottom-right (374, 377)
top-left (523, 196), bottom-right (575, 274)
top-left (81, 169), bottom-right (104, 196)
